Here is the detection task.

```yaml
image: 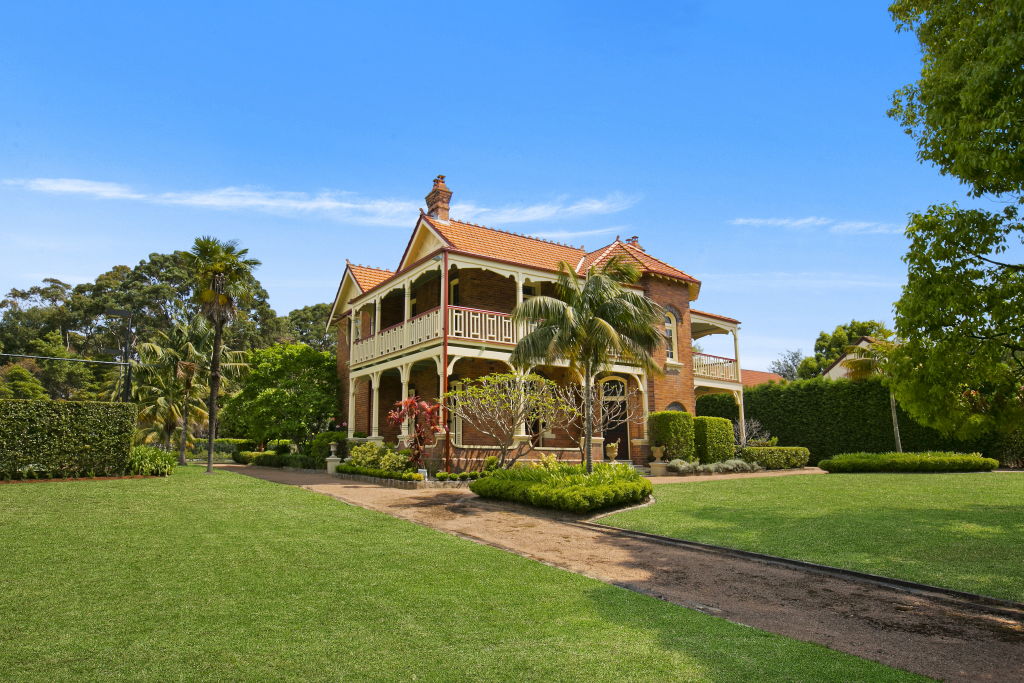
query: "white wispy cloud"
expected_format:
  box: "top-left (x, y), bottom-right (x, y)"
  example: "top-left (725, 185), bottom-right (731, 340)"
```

top-left (730, 215), bottom-right (904, 235)
top-left (3, 177), bottom-right (635, 227)
top-left (729, 216), bottom-right (832, 228)
top-left (452, 192), bottom-right (638, 224)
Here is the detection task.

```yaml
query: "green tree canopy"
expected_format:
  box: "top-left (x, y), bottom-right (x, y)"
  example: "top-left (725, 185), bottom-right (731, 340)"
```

top-left (221, 343), bottom-right (337, 446)
top-left (0, 363), bottom-right (49, 400)
top-left (278, 303), bottom-right (336, 352)
top-left (887, 1), bottom-right (1024, 437)
top-left (796, 320), bottom-right (892, 379)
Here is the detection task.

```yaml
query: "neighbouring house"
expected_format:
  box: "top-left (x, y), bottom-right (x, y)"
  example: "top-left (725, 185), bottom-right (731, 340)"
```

top-left (741, 369), bottom-right (785, 387)
top-left (328, 176), bottom-right (747, 466)
top-left (822, 336), bottom-right (876, 380)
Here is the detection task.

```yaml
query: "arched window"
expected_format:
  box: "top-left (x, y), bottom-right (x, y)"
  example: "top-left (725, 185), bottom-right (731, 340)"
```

top-left (666, 402), bottom-right (686, 412)
top-left (664, 312), bottom-right (678, 361)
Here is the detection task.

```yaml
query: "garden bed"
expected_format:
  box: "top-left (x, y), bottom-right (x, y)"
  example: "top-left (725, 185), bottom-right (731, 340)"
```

top-left (331, 471), bottom-right (471, 489)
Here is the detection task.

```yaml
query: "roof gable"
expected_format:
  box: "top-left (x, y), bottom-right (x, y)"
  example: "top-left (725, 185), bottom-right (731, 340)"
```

top-left (398, 216), bottom-right (450, 271)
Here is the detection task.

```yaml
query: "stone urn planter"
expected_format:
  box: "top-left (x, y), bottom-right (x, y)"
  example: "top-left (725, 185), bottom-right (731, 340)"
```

top-left (651, 446), bottom-right (666, 462)
top-left (605, 442), bottom-right (619, 461)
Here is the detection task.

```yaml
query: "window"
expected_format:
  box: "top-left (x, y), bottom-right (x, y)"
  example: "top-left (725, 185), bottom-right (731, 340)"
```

top-left (353, 317), bottom-right (362, 341)
top-left (522, 284), bottom-right (538, 300)
top-left (664, 312), bottom-right (678, 361)
top-left (450, 381), bottom-right (463, 445)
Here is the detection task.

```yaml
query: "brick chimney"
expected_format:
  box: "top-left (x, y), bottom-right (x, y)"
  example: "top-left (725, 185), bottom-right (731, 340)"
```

top-left (425, 174), bottom-right (452, 221)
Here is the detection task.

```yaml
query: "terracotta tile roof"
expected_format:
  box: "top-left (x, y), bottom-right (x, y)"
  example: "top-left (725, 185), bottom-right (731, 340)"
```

top-left (423, 217), bottom-right (699, 285)
top-left (347, 262), bottom-right (393, 292)
top-left (741, 369), bottom-right (784, 387)
top-left (579, 240), bottom-right (700, 284)
top-left (422, 216), bottom-right (587, 272)
top-left (691, 309), bottom-right (740, 324)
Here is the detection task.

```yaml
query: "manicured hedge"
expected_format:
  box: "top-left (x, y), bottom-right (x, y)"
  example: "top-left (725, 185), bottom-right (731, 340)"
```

top-left (740, 446), bottom-right (810, 470)
top-left (435, 470), bottom-right (488, 481)
top-left (234, 450), bottom-right (261, 464)
top-left (694, 416), bottom-right (733, 464)
top-left (648, 411), bottom-right (695, 461)
top-left (818, 451), bottom-right (998, 473)
top-left (336, 464), bottom-right (424, 481)
top-left (251, 452), bottom-right (293, 468)
top-left (468, 463), bottom-right (652, 514)
top-left (696, 377), bottom-right (992, 464)
top-left (215, 438), bottom-right (257, 453)
top-left (310, 431), bottom-right (349, 461)
top-left (0, 399), bottom-right (137, 479)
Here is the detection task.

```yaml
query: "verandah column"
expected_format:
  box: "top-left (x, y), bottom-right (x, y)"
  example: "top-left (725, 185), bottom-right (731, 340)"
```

top-left (369, 371), bottom-right (382, 440)
top-left (347, 377), bottom-right (356, 435)
top-left (731, 327), bottom-right (746, 444)
top-left (399, 364), bottom-right (411, 439)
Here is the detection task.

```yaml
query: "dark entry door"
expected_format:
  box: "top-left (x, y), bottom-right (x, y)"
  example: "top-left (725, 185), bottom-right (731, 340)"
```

top-left (602, 405), bottom-right (629, 460)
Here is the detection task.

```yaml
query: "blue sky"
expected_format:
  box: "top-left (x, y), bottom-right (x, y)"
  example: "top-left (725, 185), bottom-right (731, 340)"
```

top-left (0, 2), bottom-right (977, 369)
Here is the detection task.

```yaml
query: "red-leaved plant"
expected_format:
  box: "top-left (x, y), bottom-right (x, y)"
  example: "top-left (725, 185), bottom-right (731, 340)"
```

top-left (386, 397), bottom-right (442, 468)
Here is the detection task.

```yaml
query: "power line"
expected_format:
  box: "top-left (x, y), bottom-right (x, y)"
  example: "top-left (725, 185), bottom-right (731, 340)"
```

top-left (0, 352), bottom-right (129, 367)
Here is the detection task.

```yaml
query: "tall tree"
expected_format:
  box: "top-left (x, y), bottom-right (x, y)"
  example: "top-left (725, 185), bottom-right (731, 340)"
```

top-left (768, 349), bottom-right (804, 381)
top-left (510, 259), bottom-right (663, 473)
top-left (189, 237), bottom-right (261, 473)
top-left (279, 303), bottom-right (336, 352)
top-left (887, 1), bottom-right (1024, 437)
top-left (796, 320), bottom-right (893, 379)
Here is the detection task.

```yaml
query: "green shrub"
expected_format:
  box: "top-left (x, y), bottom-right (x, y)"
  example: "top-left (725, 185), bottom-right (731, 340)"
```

top-left (272, 443), bottom-right (290, 456)
top-left (696, 377), bottom-right (996, 464)
top-left (740, 446), bottom-right (810, 470)
top-left (347, 442), bottom-right (411, 472)
top-left (483, 455), bottom-right (499, 471)
top-left (666, 458), bottom-right (764, 475)
top-left (435, 470), bottom-right (487, 481)
top-left (251, 452), bottom-right (291, 468)
top-left (818, 451), bottom-right (998, 473)
top-left (336, 464), bottom-right (424, 481)
top-left (127, 446), bottom-right (177, 476)
top-left (234, 450), bottom-right (261, 465)
top-left (310, 431), bottom-right (349, 462)
top-left (0, 399), bottom-right (136, 480)
top-left (468, 463), bottom-right (652, 514)
top-left (648, 411), bottom-right (695, 461)
top-left (693, 416), bottom-right (733, 464)
top-left (215, 438), bottom-right (257, 453)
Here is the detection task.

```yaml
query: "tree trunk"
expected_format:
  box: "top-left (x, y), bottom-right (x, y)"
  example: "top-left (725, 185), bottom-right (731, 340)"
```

top-left (583, 372), bottom-right (594, 474)
top-left (889, 390), bottom-right (903, 453)
top-left (178, 414), bottom-right (188, 466)
top-left (207, 323), bottom-right (223, 474)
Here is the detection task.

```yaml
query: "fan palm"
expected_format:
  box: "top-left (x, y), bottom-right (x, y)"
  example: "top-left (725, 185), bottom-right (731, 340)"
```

top-left (188, 237), bottom-right (261, 473)
top-left (841, 339), bottom-right (903, 452)
top-left (511, 258), bottom-right (663, 473)
top-left (139, 316), bottom-right (244, 465)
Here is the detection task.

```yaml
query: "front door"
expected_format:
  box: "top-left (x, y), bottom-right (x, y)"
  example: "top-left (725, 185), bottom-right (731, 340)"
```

top-left (601, 378), bottom-right (629, 460)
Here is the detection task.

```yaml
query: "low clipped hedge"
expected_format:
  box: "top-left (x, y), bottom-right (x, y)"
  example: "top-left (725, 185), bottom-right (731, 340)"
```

top-left (819, 451), bottom-right (998, 473)
top-left (435, 470), bottom-right (487, 481)
top-left (0, 399), bottom-right (136, 479)
top-left (740, 446), bottom-right (810, 470)
top-left (215, 438), bottom-right (257, 453)
top-left (468, 463), bottom-right (653, 514)
top-left (648, 411), bottom-right (695, 461)
top-left (234, 450), bottom-right (261, 465)
top-left (251, 452), bottom-right (292, 468)
top-left (336, 464), bottom-right (423, 481)
top-left (694, 416), bottom-right (733, 464)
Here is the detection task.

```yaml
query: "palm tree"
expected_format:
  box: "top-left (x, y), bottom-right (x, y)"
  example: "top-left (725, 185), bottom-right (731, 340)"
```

top-left (139, 316), bottom-right (244, 466)
top-left (511, 258), bottom-right (663, 473)
top-left (841, 339), bottom-right (903, 452)
top-left (188, 237), bottom-right (261, 473)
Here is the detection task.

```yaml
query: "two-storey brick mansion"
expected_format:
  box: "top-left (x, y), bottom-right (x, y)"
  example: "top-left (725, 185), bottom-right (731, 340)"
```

top-left (329, 176), bottom-right (746, 465)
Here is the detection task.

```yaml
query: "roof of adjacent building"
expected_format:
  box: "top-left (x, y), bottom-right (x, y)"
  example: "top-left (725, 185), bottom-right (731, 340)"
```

top-left (740, 369), bottom-right (785, 387)
top-left (346, 262), bottom-right (394, 292)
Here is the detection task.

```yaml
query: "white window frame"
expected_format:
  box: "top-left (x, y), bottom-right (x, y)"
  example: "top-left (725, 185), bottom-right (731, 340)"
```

top-left (664, 312), bottom-right (678, 362)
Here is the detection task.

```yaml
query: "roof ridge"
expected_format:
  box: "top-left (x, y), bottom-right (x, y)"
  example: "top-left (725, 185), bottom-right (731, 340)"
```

top-left (579, 241), bottom-right (621, 273)
top-left (620, 242), bottom-right (698, 281)
top-left (446, 217), bottom-right (585, 252)
top-left (350, 263), bottom-right (393, 272)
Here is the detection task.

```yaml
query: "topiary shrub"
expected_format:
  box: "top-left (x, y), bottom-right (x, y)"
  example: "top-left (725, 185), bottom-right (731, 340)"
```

top-left (740, 446), bottom-right (810, 470)
top-left (818, 451), bottom-right (998, 473)
top-left (694, 416), bottom-right (733, 464)
top-left (0, 399), bottom-right (136, 480)
top-left (468, 462), bottom-right (652, 514)
top-left (648, 411), bottom-right (695, 461)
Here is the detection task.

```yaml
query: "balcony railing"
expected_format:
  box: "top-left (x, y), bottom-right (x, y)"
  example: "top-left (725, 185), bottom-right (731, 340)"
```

top-left (692, 353), bottom-right (740, 382)
top-left (351, 307), bottom-right (443, 365)
top-left (448, 306), bottom-right (517, 344)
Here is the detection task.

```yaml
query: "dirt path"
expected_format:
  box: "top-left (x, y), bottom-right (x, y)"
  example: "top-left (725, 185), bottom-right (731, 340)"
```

top-left (221, 465), bottom-right (1024, 682)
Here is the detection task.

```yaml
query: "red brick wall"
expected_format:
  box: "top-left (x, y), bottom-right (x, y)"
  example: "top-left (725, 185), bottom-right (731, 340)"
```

top-left (379, 293), bottom-right (404, 329)
top-left (642, 277), bottom-right (696, 414)
top-left (353, 377), bottom-right (371, 435)
top-left (412, 276), bottom-right (441, 315)
top-left (378, 373), bottom-right (403, 439)
top-left (456, 268), bottom-right (516, 313)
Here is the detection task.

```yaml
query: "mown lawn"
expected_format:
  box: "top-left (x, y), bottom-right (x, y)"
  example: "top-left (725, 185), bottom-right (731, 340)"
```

top-left (601, 473), bottom-right (1024, 602)
top-left (0, 467), bottom-right (918, 681)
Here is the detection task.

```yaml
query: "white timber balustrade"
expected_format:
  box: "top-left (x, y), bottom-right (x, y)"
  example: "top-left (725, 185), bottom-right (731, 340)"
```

top-left (448, 306), bottom-right (516, 344)
top-left (692, 353), bottom-right (740, 382)
top-left (350, 307), bottom-right (442, 365)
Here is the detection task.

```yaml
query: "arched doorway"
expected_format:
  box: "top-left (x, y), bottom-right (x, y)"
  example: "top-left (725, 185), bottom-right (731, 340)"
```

top-left (600, 377), bottom-right (629, 460)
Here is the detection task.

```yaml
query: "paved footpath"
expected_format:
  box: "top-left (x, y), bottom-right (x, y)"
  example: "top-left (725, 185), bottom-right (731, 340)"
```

top-left (220, 465), bottom-right (1024, 682)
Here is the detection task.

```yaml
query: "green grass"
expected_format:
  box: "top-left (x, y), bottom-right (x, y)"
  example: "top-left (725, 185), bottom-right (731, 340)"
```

top-left (0, 467), bottom-right (918, 681)
top-left (601, 473), bottom-right (1024, 602)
